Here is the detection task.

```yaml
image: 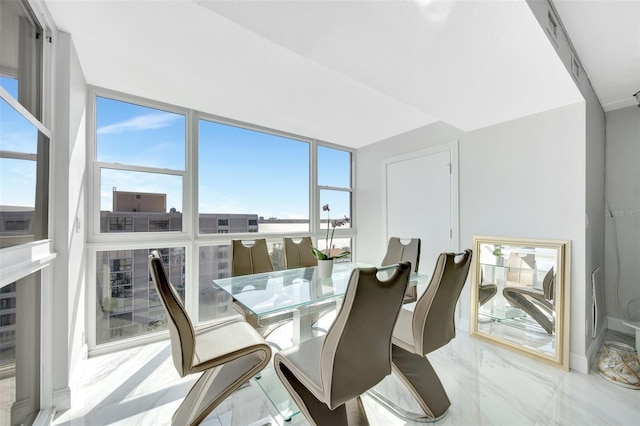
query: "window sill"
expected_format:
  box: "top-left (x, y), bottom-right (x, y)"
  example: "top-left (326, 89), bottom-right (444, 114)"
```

top-left (0, 239), bottom-right (56, 288)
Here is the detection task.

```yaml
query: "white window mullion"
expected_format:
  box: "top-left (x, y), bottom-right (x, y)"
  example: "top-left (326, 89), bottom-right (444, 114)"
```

top-left (93, 162), bottom-right (185, 176)
top-left (310, 139), bottom-right (318, 244)
top-left (185, 109), bottom-right (198, 322)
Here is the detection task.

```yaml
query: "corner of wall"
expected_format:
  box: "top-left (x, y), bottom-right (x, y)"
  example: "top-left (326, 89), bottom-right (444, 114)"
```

top-left (52, 387), bottom-right (71, 412)
top-left (52, 28), bottom-right (89, 411)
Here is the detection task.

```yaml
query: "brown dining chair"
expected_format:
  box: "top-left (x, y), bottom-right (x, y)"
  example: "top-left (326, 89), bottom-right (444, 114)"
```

top-left (274, 262), bottom-right (411, 425)
top-left (382, 237), bottom-right (421, 303)
top-left (148, 251), bottom-right (271, 426)
top-left (230, 239), bottom-right (291, 338)
top-left (231, 238), bottom-right (274, 276)
top-left (386, 250), bottom-right (472, 421)
top-left (283, 236), bottom-right (318, 269)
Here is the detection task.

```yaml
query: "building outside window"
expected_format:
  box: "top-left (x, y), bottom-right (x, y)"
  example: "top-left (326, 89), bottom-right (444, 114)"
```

top-left (108, 216), bottom-right (133, 231)
top-left (95, 247), bottom-right (185, 345)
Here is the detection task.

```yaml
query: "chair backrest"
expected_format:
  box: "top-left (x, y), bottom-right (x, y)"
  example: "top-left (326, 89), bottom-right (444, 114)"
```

top-left (381, 237), bottom-right (421, 273)
top-left (320, 261), bottom-right (411, 409)
top-left (542, 266), bottom-right (555, 300)
top-left (284, 236), bottom-right (317, 269)
top-left (231, 239), bottom-right (274, 277)
top-left (148, 251), bottom-right (194, 377)
top-left (412, 250), bottom-right (472, 355)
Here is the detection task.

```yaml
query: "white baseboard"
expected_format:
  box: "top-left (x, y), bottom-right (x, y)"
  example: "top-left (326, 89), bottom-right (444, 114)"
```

top-left (33, 407), bottom-right (56, 426)
top-left (569, 352), bottom-right (589, 374)
top-left (458, 315), bottom-right (470, 333)
top-left (52, 387), bottom-right (71, 412)
top-left (585, 326), bottom-right (607, 372)
top-left (69, 343), bottom-right (88, 392)
top-left (11, 397), bottom-right (37, 424)
top-left (607, 317), bottom-right (635, 335)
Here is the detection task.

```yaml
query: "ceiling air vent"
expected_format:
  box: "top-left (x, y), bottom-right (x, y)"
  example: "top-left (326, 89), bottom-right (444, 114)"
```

top-left (571, 53), bottom-right (581, 82)
top-left (546, 8), bottom-right (559, 46)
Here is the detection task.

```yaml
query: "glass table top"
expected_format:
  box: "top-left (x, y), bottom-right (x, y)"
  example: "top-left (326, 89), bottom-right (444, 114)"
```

top-left (213, 262), bottom-right (426, 318)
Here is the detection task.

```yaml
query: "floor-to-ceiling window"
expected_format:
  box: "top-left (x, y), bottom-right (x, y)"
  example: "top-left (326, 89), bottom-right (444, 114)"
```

top-left (90, 95), bottom-right (188, 345)
top-left (0, 0), bottom-right (54, 423)
top-left (87, 88), bottom-right (354, 350)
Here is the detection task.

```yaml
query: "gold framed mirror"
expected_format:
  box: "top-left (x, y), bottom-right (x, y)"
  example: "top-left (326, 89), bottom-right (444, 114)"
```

top-left (469, 236), bottom-right (571, 370)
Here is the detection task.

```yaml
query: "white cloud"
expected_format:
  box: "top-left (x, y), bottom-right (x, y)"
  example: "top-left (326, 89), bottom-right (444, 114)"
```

top-left (97, 112), bottom-right (180, 135)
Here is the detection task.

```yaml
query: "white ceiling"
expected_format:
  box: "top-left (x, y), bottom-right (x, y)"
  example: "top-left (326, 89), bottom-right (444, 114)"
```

top-left (553, 0), bottom-right (640, 112)
top-left (44, 0), bottom-right (589, 148)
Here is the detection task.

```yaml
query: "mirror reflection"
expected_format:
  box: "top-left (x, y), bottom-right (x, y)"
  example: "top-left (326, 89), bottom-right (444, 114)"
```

top-left (470, 236), bottom-right (570, 369)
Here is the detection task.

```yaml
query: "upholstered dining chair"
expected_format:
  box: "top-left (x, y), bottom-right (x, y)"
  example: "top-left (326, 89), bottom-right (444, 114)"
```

top-left (148, 251), bottom-right (271, 426)
top-left (381, 237), bottom-right (421, 303)
top-left (283, 236), bottom-right (317, 269)
top-left (274, 262), bottom-right (412, 425)
top-left (231, 238), bottom-right (274, 276)
top-left (503, 267), bottom-right (555, 334)
top-left (388, 250), bottom-right (472, 421)
top-left (230, 239), bottom-right (292, 339)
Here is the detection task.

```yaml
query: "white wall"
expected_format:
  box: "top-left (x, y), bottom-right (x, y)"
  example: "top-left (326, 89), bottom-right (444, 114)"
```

top-left (605, 106), bottom-right (640, 331)
top-left (355, 121), bottom-right (464, 266)
top-left (52, 31), bottom-right (87, 410)
top-left (356, 102), bottom-right (589, 370)
top-left (528, 0), bottom-right (607, 370)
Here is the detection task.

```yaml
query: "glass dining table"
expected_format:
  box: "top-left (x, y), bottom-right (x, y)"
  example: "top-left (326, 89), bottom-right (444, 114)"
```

top-left (212, 262), bottom-right (429, 421)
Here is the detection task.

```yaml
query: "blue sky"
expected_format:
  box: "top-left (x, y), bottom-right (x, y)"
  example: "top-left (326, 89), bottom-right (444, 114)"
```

top-left (96, 96), bottom-right (351, 220)
top-left (1, 77), bottom-right (38, 208)
top-left (0, 82), bottom-right (351, 219)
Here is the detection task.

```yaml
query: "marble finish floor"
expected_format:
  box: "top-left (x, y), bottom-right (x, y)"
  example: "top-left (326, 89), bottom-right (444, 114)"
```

top-left (53, 328), bottom-right (639, 426)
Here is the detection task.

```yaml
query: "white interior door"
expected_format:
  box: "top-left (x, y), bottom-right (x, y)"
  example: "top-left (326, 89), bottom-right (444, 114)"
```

top-left (384, 142), bottom-right (458, 276)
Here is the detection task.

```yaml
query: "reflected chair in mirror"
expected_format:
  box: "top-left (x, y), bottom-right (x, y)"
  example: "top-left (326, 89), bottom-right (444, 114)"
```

top-left (148, 251), bottom-right (271, 426)
top-left (274, 262), bottom-right (412, 425)
top-left (230, 239), bottom-right (291, 338)
top-left (283, 236), bottom-right (317, 269)
top-left (381, 237), bottom-right (421, 303)
top-left (478, 269), bottom-right (498, 306)
top-left (380, 250), bottom-right (472, 421)
top-left (503, 267), bottom-right (555, 334)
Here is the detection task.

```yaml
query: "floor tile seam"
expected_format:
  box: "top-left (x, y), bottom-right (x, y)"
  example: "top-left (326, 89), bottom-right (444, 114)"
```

top-left (532, 368), bottom-right (569, 425)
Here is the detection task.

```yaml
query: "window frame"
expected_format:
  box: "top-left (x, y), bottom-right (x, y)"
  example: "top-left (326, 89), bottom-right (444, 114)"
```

top-left (195, 112), bottom-right (318, 240)
top-left (86, 87), bottom-right (356, 353)
top-left (87, 87), bottom-right (192, 243)
top-left (0, 0), bottom-right (56, 420)
top-left (315, 141), bottom-right (355, 243)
